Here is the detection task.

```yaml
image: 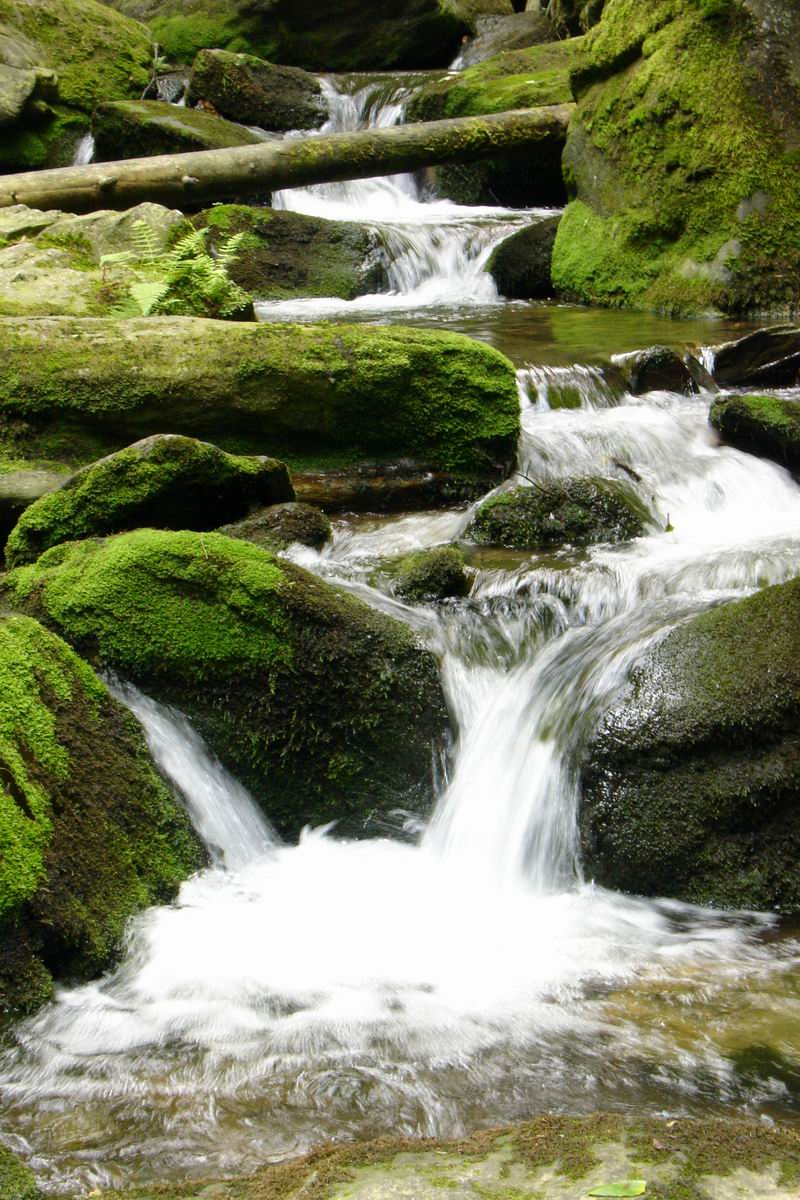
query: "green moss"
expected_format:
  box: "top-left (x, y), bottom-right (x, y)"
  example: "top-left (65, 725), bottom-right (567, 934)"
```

top-left (552, 0), bottom-right (800, 315)
top-left (93, 99), bottom-right (262, 160)
top-left (0, 317), bottom-right (519, 485)
top-left (466, 478), bottom-right (651, 550)
top-left (0, 1145), bottom-right (42, 1200)
top-left (6, 530), bottom-right (447, 836)
top-left (709, 392), bottom-right (800, 470)
top-left (152, 10), bottom-right (262, 61)
top-left (393, 547), bottom-right (469, 603)
top-left (5, 435), bottom-right (292, 566)
top-left (0, 613), bottom-right (202, 1013)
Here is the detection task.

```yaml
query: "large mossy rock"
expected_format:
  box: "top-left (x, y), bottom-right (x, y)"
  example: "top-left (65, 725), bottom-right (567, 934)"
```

top-left (5, 435), bottom-right (293, 566)
top-left (93, 98), bottom-right (263, 160)
top-left (580, 578), bottom-right (800, 912)
top-left (5, 529), bottom-right (449, 836)
top-left (0, 613), bottom-right (203, 1015)
top-left (551, 0), bottom-right (800, 316)
top-left (394, 546), bottom-right (469, 603)
top-left (710, 392), bottom-right (800, 472)
top-left (487, 215), bottom-right (559, 299)
top-left (408, 38), bottom-right (580, 205)
top-left (107, 0), bottom-right (514, 70)
top-left (465, 478), bottom-right (650, 550)
top-left (0, 0), bottom-right (152, 171)
top-left (194, 204), bottom-right (384, 301)
top-left (186, 49), bottom-right (326, 131)
top-left (0, 317), bottom-right (519, 487)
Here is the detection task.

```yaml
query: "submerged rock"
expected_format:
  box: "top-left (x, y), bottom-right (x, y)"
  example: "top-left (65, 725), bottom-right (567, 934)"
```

top-left (614, 344), bottom-right (714, 395)
top-left (465, 478), bottom-right (651, 550)
top-left (6, 529), bottom-right (449, 837)
top-left (394, 546), bottom-right (469, 603)
top-left (186, 48), bottom-right (327, 131)
top-left (710, 392), bottom-right (800, 472)
top-left (195, 204), bottom-right (384, 300)
top-left (487, 215), bottom-right (560, 299)
top-left (93, 98), bottom-right (263, 159)
top-left (87, 1113), bottom-right (800, 1200)
top-left (0, 0), bottom-right (151, 171)
top-left (710, 325), bottom-right (800, 388)
top-left (408, 38), bottom-right (579, 205)
top-left (551, 0), bottom-right (800, 316)
top-left (0, 317), bottom-right (519, 490)
top-left (0, 613), bottom-right (203, 1015)
top-left (5, 435), bottom-right (293, 566)
top-left (108, 0), bottom-right (514, 70)
top-left (580, 577), bottom-right (800, 911)
top-left (221, 501), bottom-right (332, 551)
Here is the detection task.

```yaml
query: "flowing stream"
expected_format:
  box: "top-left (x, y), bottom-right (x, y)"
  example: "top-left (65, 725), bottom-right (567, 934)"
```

top-left (2, 69), bottom-right (800, 1198)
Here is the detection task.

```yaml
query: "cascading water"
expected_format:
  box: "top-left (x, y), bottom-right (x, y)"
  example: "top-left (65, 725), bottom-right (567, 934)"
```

top-left (256, 75), bottom-right (550, 319)
top-left (3, 360), bottom-right (800, 1194)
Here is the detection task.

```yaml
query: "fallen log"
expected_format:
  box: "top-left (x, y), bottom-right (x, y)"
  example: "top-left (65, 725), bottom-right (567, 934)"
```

top-left (0, 104), bottom-right (573, 214)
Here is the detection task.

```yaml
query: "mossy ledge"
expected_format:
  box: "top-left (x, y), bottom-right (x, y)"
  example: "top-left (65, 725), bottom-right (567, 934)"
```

top-left (580, 576), bottom-right (800, 912)
top-left (0, 613), bottom-right (203, 1015)
top-left (95, 1114), bottom-right (800, 1199)
top-left (5, 529), bottom-right (449, 837)
top-left (0, 317), bottom-right (519, 486)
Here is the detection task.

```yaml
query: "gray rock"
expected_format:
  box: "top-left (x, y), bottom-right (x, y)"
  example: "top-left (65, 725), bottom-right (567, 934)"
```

top-left (186, 49), bottom-right (327, 132)
top-left (0, 468), bottom-right (67, 547)
top-left (458, 11), bottom-right (558, 66)
top-left (93, 99), bottom-right (263, 160)
top-left (221, 501), bottom-right (332, 551)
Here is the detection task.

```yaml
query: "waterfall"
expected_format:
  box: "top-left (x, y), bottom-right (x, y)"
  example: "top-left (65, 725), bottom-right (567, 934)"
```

top-left (71, 133), bottom-right (95, 166)
top-left (256, 75), bottom-right (548, 319)
top-left (109, 679), bottom-right (277, 869)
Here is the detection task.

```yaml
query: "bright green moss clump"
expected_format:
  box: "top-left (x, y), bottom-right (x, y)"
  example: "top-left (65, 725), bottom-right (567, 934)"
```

top-left (710, 392), bottom-right (800, 471)
top-left (7, 530), bottom-right (448, 836)
top-left (581, 577), bottom-right (800, 911)
top-left (0, 613), bottom-right (202, 1014)
top-left (552, 0), bottom-right (800, 315)
top-left (0, 1146), bottom-right (41, 1200)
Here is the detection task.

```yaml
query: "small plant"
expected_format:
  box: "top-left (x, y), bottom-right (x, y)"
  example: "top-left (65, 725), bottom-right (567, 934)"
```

top-left (100, 220), bottom-right (253, 320)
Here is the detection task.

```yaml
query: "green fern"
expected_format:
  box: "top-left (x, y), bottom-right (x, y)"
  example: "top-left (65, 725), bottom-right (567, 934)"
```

top-left (106, 220), bottom-right (252, 320)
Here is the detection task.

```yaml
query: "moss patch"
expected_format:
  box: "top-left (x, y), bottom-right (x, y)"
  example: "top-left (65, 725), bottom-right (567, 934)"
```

top-left (0, 613), bottom-right (202, 1014)
top-left (6, 529), bottom-right (448, 837)
top-left (710, 392), bottom-right (800, 471)
top-left (552, 0), bottom-right (800, 315)
top-left (93, 99), bottom-right (263, 160)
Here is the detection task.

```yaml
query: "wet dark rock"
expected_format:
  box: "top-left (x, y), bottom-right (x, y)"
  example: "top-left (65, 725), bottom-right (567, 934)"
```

top-left (615, 344), bottom-right (715, 395)
top-left (93, 98), bottom-right (262, 159)
top-left (394, 547), bottom-right (470, 603)
top-left (293, 463), bottom-right (491, 512)
top-left (457, 11), bottom-right (558, 67)
top-left (465, 478), bottom-right (651, 550)
top-left (487, 215), bottom-right (559, 300)
top-left (709, 392), bottom-right (800, 472)
top-left (710, 325), bottom-right (800, 388)
top-left (221, 501), bottom-right (332, 551)
top-left (4, 435), bottom-right (293, 566)
top-left (580, 577), bottom-right (800, 912)
top-left (186, 49), bottom-right (327, 132)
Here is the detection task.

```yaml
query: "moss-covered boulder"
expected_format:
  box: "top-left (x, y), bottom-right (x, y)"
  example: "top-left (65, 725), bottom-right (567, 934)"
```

top-left (5, 529), bottom-right (448, 836)
top-left (487, 215), bottom-right (559, 299)
top-left (465, 478), bottom-right (650, 550)
top-left (710, 392), bottom-right (800, 472)
top-left (221, 501), bottom-right (332, 551)
top-left (0, 317), bottom-right (519, 488)
top-left (0, 1145), bottom-right (42, 1200)
top-left (0, 0), bottom-right (152, 171)
top-left (194, 204), bottom-right (384, 301)
top-left (394, 546), bottom-right (469, 603)
top-left (408, 38), bottom-right (580, 205)
top-left (107, 0), bottom-right (514, 70)
top-left (580, 578), bottom-right (800, 911)
top-left (5, 435), bottom-right (293, 566)
top-left (186, 49), bottom-right (326, 131)
top-left (93, 98), bottom-right (262, 161)
top-left (0, 613), bottom-right (203, 1014)
top-left (551, 0), bottom-right (800, 315)
top-left (710, 324), bottom-right (800, 387)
